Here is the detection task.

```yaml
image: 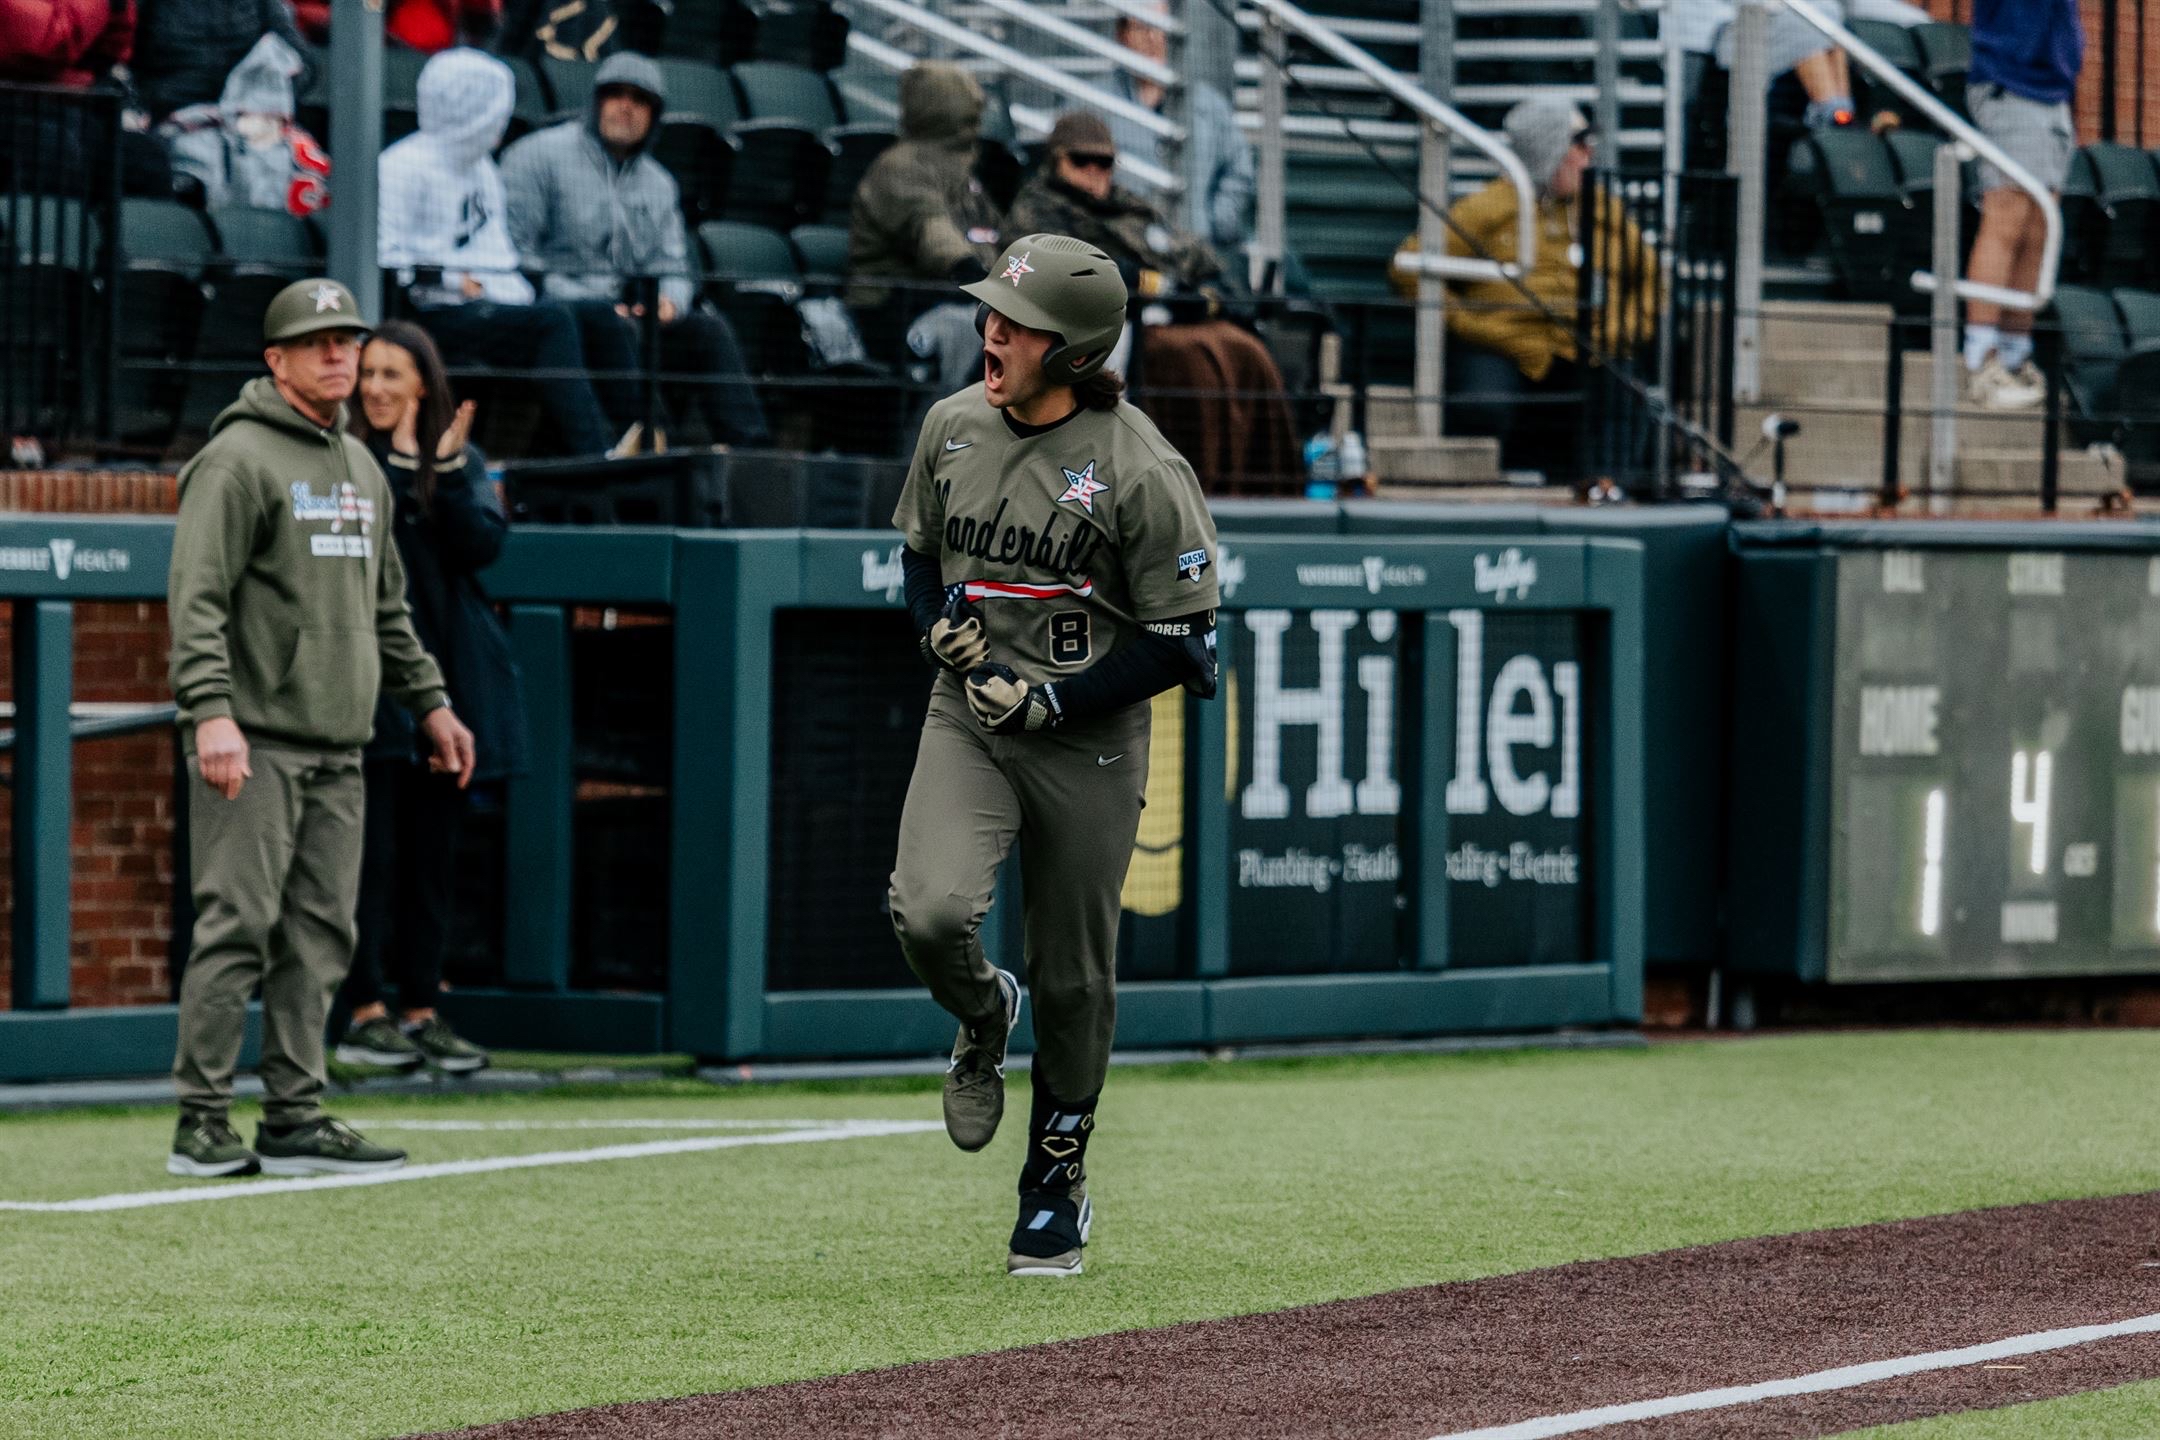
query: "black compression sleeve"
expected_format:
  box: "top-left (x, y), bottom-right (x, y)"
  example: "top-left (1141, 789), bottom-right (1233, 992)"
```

top-left (1047, 632), bottom-right (1188, 722)
top-left (1049, 611), bottom-right (1217, 721)
top-left (901, 546), bottom-right (945, 638)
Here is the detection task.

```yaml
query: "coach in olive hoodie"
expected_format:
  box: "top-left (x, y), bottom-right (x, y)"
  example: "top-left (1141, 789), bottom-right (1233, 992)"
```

top-left (166, 277), bottom-right (476, 1181)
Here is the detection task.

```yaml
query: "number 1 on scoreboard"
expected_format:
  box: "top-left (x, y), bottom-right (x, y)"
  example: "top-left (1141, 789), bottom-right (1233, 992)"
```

top-left (1920, 787), bottom-right (1945, 937)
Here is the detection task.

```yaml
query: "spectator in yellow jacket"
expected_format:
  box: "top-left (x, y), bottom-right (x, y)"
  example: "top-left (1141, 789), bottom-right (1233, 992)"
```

top-left (1390, 98), bottom-right (1656, 482)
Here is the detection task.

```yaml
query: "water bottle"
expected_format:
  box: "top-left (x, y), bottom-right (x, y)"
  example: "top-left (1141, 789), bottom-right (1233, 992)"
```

top-left (1336, 429), bottom-right (1369, 495)
top-left (1303, 431), bottom-right (1339, 502)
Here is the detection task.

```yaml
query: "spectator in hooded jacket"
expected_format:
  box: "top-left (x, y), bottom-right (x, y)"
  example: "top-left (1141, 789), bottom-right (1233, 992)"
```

top-left (502, 51), bottom-right (769, 447)
top-left (847, 60), bottom-right (1004, 398)
top-left (131, 0), bottom-right (307, 120)
top-left (379, 47), bottom-right (643, 457)
top-left (1390, 98), bottom-right (1657, 483)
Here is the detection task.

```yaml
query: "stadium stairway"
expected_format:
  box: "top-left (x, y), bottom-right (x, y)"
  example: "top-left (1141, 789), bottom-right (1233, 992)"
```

top-left (1742, 299), bottom-right (2118, 503)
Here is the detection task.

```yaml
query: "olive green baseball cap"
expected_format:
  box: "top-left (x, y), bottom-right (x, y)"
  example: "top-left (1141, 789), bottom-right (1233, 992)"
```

top-left (263, 277), bottom-right (372, 344)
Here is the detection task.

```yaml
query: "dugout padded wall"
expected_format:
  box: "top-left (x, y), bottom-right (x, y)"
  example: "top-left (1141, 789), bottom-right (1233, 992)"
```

top-left (0, 512), bottom-right (1679, 1079)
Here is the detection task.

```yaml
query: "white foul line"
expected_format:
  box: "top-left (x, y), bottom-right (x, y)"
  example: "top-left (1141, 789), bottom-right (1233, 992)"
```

top-left (0, 1119), bottom-right (943, 1214)
top-left (1429, 1312), bottom-right (2160, 1440)
top-left (344, 1117), bottom-right (843, 1132)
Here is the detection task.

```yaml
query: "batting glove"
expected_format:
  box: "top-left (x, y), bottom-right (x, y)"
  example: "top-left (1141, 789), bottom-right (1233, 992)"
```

top-left (920, 590), bottom-right (989, 674)
top-left (967, 663), bottom-right (1063, 734)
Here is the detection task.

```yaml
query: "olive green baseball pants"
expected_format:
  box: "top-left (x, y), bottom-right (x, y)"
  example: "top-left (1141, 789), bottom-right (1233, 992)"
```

top-left (889, 677), bottom-right (1151, 1102)
top-left (173, 742), bottom-right (365, 1127)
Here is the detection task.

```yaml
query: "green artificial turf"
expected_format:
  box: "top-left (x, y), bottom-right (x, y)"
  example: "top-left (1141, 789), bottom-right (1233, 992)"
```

top-left (7, 1029), bottom-right (2160, 1439)
top-left (1838, 1379), bottom-right (2160, 1437)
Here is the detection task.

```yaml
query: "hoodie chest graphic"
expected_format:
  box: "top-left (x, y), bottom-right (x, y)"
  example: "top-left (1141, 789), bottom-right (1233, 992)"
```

top-left (291, 481), bottom-right (377, 559)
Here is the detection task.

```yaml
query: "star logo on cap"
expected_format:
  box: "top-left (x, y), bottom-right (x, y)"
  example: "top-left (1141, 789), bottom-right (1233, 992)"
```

top-left (310, 284), bottom-right (344, 313)
top-left (1001, 251), bottom-right (1034, 286)
top-left (1057, 460), bottom-right (1107, 512)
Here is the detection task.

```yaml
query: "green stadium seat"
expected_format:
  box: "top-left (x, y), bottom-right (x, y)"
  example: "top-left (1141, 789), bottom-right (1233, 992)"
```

top-left (732, 59), bottom-right (843, 130)
top-left (658, 58), bottom-right (741, 127)
top-left (2082, 144), bottom-right (2159, 290)
top-left (2046, 285), bottom-right (2125, 447)
top-left (652, 120), bottom-right (741, 227)
top-left (1798, 130), bottom-right (1905, 304)
top-left (112, 199), bottom-right (213, 446)
top-left (698, 219), bottom-right (802, 374)
top-left (789, 221), bottom-right (849, 284)
top-left (824, 123), bottom-right (894, 222)
top-left (721, 119), bottom-right (835, 228)
top-left (1910, 21), bottom-right (1970, 116)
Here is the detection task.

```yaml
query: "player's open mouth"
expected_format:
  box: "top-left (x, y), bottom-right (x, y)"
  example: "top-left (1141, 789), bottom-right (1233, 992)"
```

top-left (984, 349), bottom-right (1006, 389)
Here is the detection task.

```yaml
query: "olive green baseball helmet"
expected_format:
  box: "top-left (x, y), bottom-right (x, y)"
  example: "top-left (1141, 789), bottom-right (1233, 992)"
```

top-left (962, 234), bottom-right (1128, 385)
top-left (263, 277), bottom-right (371, 344)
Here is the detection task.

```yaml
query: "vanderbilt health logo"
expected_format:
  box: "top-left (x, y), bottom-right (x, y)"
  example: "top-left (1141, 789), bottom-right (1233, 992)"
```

top-left (0, 537), bottom-right (132, 581)
top-left (1473, 547), bottom-right (1538, 602)
top-left (1295, 554), bottom-right (1430, 595)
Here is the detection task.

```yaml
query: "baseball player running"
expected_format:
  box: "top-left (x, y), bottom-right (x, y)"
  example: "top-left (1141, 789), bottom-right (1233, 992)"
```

top-left (888, 233), bottom-right (1221, 1277)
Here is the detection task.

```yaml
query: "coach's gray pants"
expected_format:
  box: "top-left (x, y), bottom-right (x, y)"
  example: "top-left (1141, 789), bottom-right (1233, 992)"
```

top-left (173, 743), bottom-right (364, 1126)
top-left (889, 677), bottom-right (1150, 1103)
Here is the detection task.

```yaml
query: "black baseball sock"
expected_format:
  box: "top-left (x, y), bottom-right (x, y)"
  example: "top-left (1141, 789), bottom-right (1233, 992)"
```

top-left (1017, 1085), bottom-right (1097, 1197)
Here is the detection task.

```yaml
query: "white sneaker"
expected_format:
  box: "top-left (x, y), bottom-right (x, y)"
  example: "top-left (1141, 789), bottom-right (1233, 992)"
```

top-left (1967, 355), bottom-right (2044, 410)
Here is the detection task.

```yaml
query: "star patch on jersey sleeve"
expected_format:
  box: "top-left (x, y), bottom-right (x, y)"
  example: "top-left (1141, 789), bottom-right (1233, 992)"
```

top-left (1057, 460), bottom-right (1108, 512)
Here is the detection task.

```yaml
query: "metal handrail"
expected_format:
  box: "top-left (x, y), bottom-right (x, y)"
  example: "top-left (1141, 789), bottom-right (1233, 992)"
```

top-left (1780, 0), bottom-right (2060, 310)
top-left (845, 0), bottom-right (1182, 143)
top-left (965, 0), bottom-right (1179, 88)
top-left (1245, 0), bottom-right (1535, 283)
top-left (838, 31), bottom-right (1181, 191)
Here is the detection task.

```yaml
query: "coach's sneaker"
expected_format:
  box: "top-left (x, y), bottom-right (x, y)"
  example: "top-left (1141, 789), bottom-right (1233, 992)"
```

top-left (167, 1114), bottom-right (260, 1178)
top-left (254, 1116), bottom-right (407, 1175)
top-left (335, 1015), bottom-right (426, 1070)
top-left (943, 967), bottom-right (1022, 1152)
top-left (403, 1015), bottom-right (490, 1074)
top-left (1007, 1180), bottom-right (1091, 1277)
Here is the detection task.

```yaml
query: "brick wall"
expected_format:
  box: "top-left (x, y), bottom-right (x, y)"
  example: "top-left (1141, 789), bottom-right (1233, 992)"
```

top-left (0, 472), bottom-right (178, 1011)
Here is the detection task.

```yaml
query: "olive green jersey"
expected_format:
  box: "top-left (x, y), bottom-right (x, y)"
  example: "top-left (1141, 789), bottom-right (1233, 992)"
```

top-left (893, 383), bottom-right (1221, 685)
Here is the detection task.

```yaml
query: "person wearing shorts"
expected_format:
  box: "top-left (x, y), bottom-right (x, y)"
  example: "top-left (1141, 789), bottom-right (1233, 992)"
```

top-left (1962, 0), bottom-right (2084, 409)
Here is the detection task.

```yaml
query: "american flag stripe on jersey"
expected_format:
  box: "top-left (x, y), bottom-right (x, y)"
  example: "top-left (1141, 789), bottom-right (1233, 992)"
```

top-left (963, 579), bottom-right (1096, 601)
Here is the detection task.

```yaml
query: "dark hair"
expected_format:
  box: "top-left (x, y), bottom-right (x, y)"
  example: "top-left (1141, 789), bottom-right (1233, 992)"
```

top-left (350, 320), bottom-right (458, 513)
top-left (1077, 366), bottom-right (1125, 411)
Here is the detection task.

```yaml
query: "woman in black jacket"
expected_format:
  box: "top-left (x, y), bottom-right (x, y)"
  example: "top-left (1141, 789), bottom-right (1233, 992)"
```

top-left (335, 320), bottom-right (528, 1074)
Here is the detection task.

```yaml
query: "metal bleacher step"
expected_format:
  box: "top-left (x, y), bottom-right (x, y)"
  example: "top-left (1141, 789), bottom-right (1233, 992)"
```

top-left (1757, 298), bottom-right (1895, 356)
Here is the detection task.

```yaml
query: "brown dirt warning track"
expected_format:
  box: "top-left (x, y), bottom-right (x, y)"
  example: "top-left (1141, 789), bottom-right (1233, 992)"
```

top-left (418, 1191), bottom-right (2160, 1440)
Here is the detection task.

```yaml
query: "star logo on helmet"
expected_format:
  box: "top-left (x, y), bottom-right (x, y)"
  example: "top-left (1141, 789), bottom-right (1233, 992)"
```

top-left (309, 284), bottom-right (344, 313)
top-left (1057, 460), bottom-right (1107, 512)
top-left (1001, 251), bottom-right (1034, 286)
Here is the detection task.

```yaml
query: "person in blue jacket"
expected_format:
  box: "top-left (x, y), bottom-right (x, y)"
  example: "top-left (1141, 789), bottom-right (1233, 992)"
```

top-left (335, 320), bottom-right (529, 1073)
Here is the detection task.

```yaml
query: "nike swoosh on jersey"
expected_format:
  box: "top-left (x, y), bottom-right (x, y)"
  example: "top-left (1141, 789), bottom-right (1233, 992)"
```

top-left (1097, 754), bottom-right (1125, 767)
top-left (944, 439), bottom-right (972, 451)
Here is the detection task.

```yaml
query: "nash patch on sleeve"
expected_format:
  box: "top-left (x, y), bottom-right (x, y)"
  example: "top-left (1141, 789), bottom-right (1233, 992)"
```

top-left (1177, 548), bottom-right (1211, 583)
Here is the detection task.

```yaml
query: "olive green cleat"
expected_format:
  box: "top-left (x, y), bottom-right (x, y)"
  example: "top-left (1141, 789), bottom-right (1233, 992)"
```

top-left (254, 1116), bottom-right (407, 1176)
top-left (943, 968), bottom-right (1022, 1152)
top-left (335, 1016), bottom-right (426, 1070)
top-left (167, 1114), bottom-right (260, 1178)
top-left (1007, 1180), bottom-right (1091, 1277)
top-left (404, 1015), bottom-right (490, 1074)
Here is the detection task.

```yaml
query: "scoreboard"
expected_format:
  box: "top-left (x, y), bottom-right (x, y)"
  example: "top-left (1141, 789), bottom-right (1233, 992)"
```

top-left (1732, 531), bottom-right (2160, 983)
